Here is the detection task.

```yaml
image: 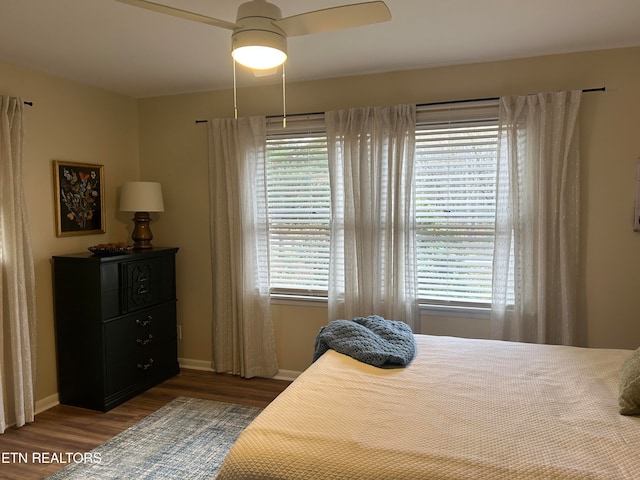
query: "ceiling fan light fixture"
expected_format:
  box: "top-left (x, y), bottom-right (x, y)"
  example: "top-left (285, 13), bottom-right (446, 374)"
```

top-left (231, 28), bottom-right (287, 70)
top-left (232, 45), bottom-right (287, 70)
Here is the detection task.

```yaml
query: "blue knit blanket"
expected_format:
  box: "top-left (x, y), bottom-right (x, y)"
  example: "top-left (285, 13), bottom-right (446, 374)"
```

top-left (312, 315), bottom-right (417, 367)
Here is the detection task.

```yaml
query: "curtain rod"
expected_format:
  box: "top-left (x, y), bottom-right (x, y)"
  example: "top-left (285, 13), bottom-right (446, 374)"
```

top-left (416, 87), bottom-right (605, 108)
top-left (195, 110), bottom-right (323, 124)
top-left (194, 86), bottom-right (605, 124)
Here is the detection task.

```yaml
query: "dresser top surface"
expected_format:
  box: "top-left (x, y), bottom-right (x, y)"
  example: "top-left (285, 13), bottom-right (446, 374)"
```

top-left (53, 247), bottom-right (179, 262)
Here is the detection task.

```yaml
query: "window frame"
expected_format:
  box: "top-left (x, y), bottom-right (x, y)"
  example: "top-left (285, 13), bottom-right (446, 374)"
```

top-left (265, 102), bottom-right (506, 315)
top-left (266, 114), bottom-right (330, 298)
top-left (414, 101), bottom-right (500, 310)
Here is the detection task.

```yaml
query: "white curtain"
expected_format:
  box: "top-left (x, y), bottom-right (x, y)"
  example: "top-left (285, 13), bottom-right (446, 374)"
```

top-left (207, 116), bottom-right (278, 378)
top-left (0, 96), bottom-right (37, 433)
top-left (326, 104), bottom-right (419, 329)
top-left (492, 91), bottom-right (582, 345)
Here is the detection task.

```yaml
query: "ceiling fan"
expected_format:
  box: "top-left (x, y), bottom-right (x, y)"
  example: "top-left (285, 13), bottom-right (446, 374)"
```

top-left (114, 0), bottom-right (392, 70)
top-left (115, 0), bottom-right (391, 124)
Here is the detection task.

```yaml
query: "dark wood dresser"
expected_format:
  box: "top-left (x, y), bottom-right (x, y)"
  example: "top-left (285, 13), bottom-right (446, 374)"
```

top-left (52, 247), bottom-right (179, 411)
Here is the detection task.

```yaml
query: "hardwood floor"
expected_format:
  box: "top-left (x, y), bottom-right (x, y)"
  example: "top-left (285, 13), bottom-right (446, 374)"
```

top-left (0, 369), bottom-right (291, 480)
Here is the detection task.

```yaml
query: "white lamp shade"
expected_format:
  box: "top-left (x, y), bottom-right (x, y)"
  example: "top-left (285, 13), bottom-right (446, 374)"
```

top-left (120, 181), bottom-right (164, 212)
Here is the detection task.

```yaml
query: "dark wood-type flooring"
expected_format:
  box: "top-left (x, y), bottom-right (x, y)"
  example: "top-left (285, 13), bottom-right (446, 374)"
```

top-left (0, 369), bottom-right (291, 480)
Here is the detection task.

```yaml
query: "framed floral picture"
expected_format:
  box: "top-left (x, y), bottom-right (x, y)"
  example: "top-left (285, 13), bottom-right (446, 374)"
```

top-left (53, 160), bottom-right (105, 236)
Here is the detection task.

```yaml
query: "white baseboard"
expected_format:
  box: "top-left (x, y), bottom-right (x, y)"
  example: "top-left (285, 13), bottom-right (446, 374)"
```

top-left (178, 357), bottom-right (301, 381)
top-left (35, 392), bottom-right (59, 415)
top-left (273, 370), bottom-right (301, 381)
top-left (178, 357), bottom-right (214, 371)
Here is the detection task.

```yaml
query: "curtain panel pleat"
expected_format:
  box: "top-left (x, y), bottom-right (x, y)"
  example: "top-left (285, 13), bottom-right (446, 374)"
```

top-left (491, 90), bottom-right (582, 345)
top-left (0, 96), bottom-right (37, 433)
top-left (207, 117), bottom-right (278, 378)
top-left (326, 104), bottom-right (419, 329)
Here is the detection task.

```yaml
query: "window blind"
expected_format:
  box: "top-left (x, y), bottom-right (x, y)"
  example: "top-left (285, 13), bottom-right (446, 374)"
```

top-left (265, 104), bottom-right (512, 309)
top-left (415, 102), bottom-right (500, 306)
top-left (266, 115), bottom-right (330, 295)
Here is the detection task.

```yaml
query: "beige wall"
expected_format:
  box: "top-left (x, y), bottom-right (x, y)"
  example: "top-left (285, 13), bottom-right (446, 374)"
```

top-left (1, 60), bottom-right (139, 405)
top-left (138, 47), bottom-right (640, 373)
top-left (3, 46), bottom-right (640, 407)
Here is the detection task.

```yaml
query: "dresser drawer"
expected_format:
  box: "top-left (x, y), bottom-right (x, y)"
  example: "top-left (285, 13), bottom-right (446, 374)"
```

top-left (104, 302), bottom-right (177, 363)
top-left (121, 254), bottom-right (176, 314)
top-left (122, 258), bottom-right (160, 311)
top-left (104, 341), bottom-right (178, 396)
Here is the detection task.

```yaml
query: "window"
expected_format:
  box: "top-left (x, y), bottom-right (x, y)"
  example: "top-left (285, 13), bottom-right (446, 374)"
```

top-left (265, 103), bottom-right (507, 309)
top-left (414, 102), bottom-right (500, 308)
top-left (266, 115), bottom-right (330, 296)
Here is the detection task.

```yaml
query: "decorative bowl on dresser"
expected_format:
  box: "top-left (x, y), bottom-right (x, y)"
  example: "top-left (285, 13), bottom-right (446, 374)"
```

top-left (52, 247), bottom-right (179, 411)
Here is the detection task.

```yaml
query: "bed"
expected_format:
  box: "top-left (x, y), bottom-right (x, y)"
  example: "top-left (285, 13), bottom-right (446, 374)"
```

top-left (216, 334), bottom-right (640, 479)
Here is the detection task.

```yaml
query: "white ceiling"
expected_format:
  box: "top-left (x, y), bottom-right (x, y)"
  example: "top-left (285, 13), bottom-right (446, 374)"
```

top-left (1, 0), bottom-right (639, 98)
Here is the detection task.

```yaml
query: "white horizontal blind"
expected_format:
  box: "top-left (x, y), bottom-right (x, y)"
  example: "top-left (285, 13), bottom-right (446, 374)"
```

top-left (415, 102), bottom-right (500, 306)
top-left (265, 105), bottom-right (513, 308)
top-left (266, 115), bottom-right (330, 295)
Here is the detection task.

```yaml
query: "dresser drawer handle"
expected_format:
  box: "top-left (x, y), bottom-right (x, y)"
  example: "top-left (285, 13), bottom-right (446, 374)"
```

top-left (136, 316), bottom-right (153, 327)
top-left (137, 274), bottom-right (148, 283)
top-left (136, 285), bottom-right (148, 295)
top-left (137, 358), bottom-right (154, 370)
top-left (136, 334), bottom-right (154, 346)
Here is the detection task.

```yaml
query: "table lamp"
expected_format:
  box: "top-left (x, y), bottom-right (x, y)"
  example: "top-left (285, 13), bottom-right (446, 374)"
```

top-left (119, 181), bottom-right (164, 249)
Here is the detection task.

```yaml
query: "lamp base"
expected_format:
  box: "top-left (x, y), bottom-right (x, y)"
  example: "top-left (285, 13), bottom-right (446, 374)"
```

top-left (131, 211), bottom-right (154, 249)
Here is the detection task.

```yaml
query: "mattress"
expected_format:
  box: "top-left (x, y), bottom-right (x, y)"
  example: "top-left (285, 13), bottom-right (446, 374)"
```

top-left (216, 334), bottom-right (640, 479)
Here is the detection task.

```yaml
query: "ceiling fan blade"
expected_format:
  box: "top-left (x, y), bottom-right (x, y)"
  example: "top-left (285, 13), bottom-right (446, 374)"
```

top-left (114, 0), bottom-right (239, 30)
top-left (274, 1), bottom-right (391, 37)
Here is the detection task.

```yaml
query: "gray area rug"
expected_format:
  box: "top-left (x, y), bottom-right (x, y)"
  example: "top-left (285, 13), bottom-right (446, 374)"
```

top-left (46, 397), bottom-right (262, 479)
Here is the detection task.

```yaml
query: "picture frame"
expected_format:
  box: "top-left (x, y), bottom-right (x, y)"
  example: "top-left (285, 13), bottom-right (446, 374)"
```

top-left (53, 160), bottom-right (106, 236)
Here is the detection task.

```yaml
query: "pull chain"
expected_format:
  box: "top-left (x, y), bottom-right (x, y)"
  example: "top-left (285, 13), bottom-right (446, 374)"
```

top-left (233, 60), bottom-right (238, 120)
top-left (233, 59), bottom-right (286, 126)
top-left (282, 63), bottom-right (286, 128)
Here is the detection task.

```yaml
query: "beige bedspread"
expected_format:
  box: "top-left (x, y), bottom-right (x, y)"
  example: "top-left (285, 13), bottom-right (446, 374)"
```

top-left (216, 335), bottom-right (640, 479)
